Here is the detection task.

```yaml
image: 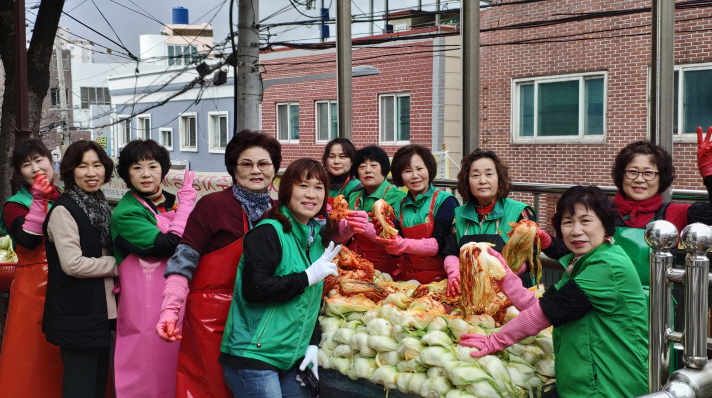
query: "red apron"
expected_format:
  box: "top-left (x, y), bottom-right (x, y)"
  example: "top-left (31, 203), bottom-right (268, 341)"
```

top-left (0, 242), bottom-right (63, 397)
top-left (326, 175), bottom-right (353, 207)
top-left (394, 190), bottom-right (446, 284)
top-left (175, 212), bottom-right (249, 398)
top-left (352, 189), bottom-right (402, 275)
top-left (114, 194), bottom-right (182, 398)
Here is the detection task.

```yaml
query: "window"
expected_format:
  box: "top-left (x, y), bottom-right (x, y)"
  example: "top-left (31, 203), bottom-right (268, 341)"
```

top-left (117, 115), bottom-right (131, 148)
top-left (80, 87), bottom-right (111, 109)
top-left (51, 52), bottom-right (70, 71)
top-left (276, 103), bottom-right (299, 142)
top-left (159, 128), bottom-right (173, 150)
top-left (180, 113), bottom-right (198, 152)
top-left (512, 72), bottom-right (606, 142)
top-left (208, 112), bottom-right (229, 152)
top-left (379, 93), bottom-right (410, 144)
top-left (316, 101), bottom-right (338, 141)
top-left (673, 64), bottom-right (712, 136)
top-left (167, 44), bottom-right (198, 66)
top-left (136, 115), bottom-right (151, 140)
top-left (50, 88), bottom-right (70, 106)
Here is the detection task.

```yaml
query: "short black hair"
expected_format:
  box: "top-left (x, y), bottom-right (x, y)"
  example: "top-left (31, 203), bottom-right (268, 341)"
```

top-left (60, 141), bottom-right (114, 189)
top-left (390, 144), bottom-right (437, 187)
top-left (117, 139), bottom-right (171, 186)
top-left (224, 130), bottom-right (282, 184)
top-left (321, 138), bottom-right (357, 176)
top-left (612, 141), bottom-right (674, 194)
top-left (551, 185), bottom-right (618, 238)
top-left (12, 139), bottom-right (52, 174)
top-left (353, 146), bottom-right (390, 177)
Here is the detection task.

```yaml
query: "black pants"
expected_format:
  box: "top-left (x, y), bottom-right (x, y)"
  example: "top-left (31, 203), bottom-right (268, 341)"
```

top-left (60, 346), bottom-right (110, 398)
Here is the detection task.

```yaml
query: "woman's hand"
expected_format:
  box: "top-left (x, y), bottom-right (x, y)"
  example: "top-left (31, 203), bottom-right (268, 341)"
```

top-left (305, 242), bottom-right (341, 286)
top-left (156, 274), bottom-right (189, 342)
top-left (177, 169), bottom-right (197, 207)
top-left (444, 255), bottom-right (460, 297)
top-left (697, 126), bottom-right (712, 178)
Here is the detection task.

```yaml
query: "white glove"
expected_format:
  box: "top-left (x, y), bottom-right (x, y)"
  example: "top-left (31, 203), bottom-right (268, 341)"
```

top-left (299, 345), bottom-right (320, 380)
top-left (305, 241), bottom-right (341, 286)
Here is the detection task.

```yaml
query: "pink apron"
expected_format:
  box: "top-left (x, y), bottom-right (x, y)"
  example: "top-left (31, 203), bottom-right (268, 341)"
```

top-left (114, 194), bottom-right (184, 398)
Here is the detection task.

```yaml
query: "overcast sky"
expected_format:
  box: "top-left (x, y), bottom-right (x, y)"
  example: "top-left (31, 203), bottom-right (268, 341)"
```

top-left (37, 0), bottom-right (459, 63)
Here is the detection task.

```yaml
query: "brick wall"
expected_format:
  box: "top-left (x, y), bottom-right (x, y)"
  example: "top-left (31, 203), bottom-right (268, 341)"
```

top-left (260, 39), bottom-right (435, 163)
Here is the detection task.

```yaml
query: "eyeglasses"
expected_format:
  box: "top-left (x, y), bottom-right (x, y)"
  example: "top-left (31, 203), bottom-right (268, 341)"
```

top-left (624, 169), bottom-right (659, 181)
top-left (238, 161), bottom-right (273, 171)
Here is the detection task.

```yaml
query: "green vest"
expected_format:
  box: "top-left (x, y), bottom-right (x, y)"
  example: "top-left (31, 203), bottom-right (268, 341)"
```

top-left (347, 179), bottom-right (407, 219)
top-left (453, 197), bottom-right (532, 243)
top-left (553, 243), bottom-right (648, 398)
top-left (329, 176), bottom-right (361, 199)
top-left (110, 190), bottom-right (162, 265)
top-left (399, 185), bottom-right (455, 228)
top-left (0, 184), bottom-right (60, 237)
top-left (220, 206), bottom-right (326, 370)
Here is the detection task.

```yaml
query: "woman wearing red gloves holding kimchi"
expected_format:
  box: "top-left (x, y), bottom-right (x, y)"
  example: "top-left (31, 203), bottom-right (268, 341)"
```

top-left (0, 140), bottom-right (64, 397)
top-left (373, 144), bottom-right (458, 283)
top-left (460, 185), bottom-right (648, 398)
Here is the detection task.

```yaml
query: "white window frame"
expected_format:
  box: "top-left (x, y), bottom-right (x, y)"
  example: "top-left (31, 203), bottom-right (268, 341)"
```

top-left (670, 62), bottom-right (712, 143)
top-left (136, 114), bottom-right (151, 140)
top-left (167, 44), bottom-right (198, 66)
top-left (159, 127), bottom-right (173, 150)
top-left (315, 100), bottom-right (338, 142)
top-left (208, 111), bottom-right (229, 153)
top-left (378, 93), bottom-right (411, 145)
top-left (116, 115), bottom-right (131, 149)
top-left (511, 71), bottom-right (607, 144)
top-left (276, 103), bottom-right (300, 143)
top-left (179, 112), bottom-right (198, 152)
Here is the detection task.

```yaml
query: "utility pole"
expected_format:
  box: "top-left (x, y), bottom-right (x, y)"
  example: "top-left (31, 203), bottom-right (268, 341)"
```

top-left (461, 0), bottom-right (480, 155)
top-left (650, 0), bottom-right (675, 203)
top-left (235, 0), bottom-right (260, 133)
top-left (54, 35), bottom-right (71, 149)
top-left (12, 0), bottom-right (32, 194)
top-left (336, 0), bottom-right (352, 139)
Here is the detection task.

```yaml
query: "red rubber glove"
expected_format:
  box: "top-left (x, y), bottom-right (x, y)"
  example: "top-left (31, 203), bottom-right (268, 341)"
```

top-left (697, 127), bottom-right (712, 178)
top-left (537, 228), bottom-right (552, 250)
top-left (22, 174), bottom-right (53, 234)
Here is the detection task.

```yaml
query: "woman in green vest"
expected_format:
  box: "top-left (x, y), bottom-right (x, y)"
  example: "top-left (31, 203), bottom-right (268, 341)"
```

top-left (220, 158), bottom-right (340, 398)
top-left (373, 144), bottom-right (459, 283)
top-left (0, 140), bottom-right (63, 397)
top-left (459, 185), bottom-right (648, 398)
top-left (347, 146), bottom-right (407, 276)
top-left (322, 138), bottom-right (362, 205)
top-left (442, 149), bottom-right (549, 296)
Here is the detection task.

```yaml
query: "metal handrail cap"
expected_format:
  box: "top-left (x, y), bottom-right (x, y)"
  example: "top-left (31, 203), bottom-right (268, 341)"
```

top-left (644, 220), bottom-right (679, 251)
top-left (680, 223), bottom-right (712, 254)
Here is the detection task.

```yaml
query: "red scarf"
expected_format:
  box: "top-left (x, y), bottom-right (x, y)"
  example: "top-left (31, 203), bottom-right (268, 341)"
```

top-left (475, 201), bottom-right (496, 216)
top-left (613, 192), bottom-right (663, 228)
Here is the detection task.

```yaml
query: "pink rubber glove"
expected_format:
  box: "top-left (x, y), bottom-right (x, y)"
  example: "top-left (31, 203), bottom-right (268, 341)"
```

top-left (332, 211), bottom-right (369, 242)
top-left (697, 126), bottom-right (712, 178)
top-left (537, 228), bottom-right (552, 250)
top-left (487, 248), bottom-right (537, 311)
top-left (444, 255), bottom-right (460, 297)
top-left (459, 301), bottom-right (551, 357)
top-left (375, 236), bottom-right (439, 257)
top-left (299, 345), bottom-right (320, 380)
top-left (156, 274), bottom-right (189, 342)
top-left (359, 221), bottom-right (379, 243)
top-left (168, 170), bottom-right (197, 237)
top-left (22, 174), bottom-right (53, 235)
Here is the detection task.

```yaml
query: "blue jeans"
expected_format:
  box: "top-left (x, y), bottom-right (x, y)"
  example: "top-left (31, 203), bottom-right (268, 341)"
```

top-left (223, 364), bottom-right (312, 398)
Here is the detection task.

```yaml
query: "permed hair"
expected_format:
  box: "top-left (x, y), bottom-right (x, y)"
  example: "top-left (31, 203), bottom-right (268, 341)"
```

top-left (224, 130), bottom-right (282, 185)
top-left (456, 148), bottom-right (511, 202)
top-left (116, 139), bottom-right (172, 186)
top-left (353, 146), bottom-right (391, 178)
top-left (390, 144), bottom-right (437, 187)
top-left (551, 185), bottom-right (618, 238)
top-left (612, 141), bottom-right (674, 194)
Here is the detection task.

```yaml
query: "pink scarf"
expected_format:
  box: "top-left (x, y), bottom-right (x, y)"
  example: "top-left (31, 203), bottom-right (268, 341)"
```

top-left (613, 192), bottom-right (663, 228)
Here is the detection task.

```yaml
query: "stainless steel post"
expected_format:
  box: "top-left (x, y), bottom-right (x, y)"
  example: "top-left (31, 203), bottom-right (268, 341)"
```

top-left (645, 220), bottom-right (679, 392)
top-left (680, 223), bottom-right (712, 369)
